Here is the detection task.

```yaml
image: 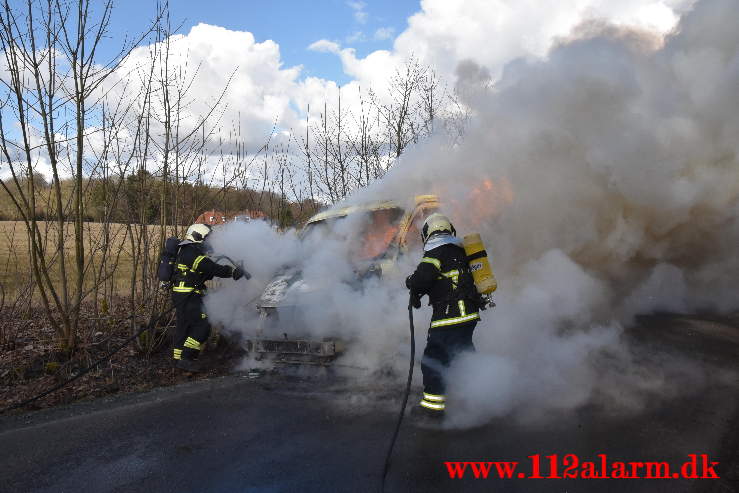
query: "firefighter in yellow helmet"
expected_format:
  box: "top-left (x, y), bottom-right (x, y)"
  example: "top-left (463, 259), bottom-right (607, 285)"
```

top-left (405, 213), bottom-right (486, 419)
top-left (171, 223), bottom-right (244, 372)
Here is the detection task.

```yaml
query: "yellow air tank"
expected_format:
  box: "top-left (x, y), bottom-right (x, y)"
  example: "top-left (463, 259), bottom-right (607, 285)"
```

top-left (463, 233), bottom-right (497, 294)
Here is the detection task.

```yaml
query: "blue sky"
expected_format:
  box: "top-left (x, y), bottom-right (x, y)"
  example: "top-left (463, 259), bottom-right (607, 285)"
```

top-left (104, 0), bottom-right (420, 85)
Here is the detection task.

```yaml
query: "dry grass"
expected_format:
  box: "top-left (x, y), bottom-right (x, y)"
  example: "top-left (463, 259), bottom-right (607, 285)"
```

top-left (0, 297), bottom-right (244, 411)
top-left (0, 221), bottom-right (170, 300)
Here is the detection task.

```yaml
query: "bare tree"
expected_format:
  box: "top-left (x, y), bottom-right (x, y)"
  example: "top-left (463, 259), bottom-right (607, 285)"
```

top-left (350, 85), bottom-right (383, 186)
top-left (0, 0), bottom-right (158, 350)
top-left (0, 1), bottom-right (468, 363)
top-left (372, 56), bottom-right (427, 160)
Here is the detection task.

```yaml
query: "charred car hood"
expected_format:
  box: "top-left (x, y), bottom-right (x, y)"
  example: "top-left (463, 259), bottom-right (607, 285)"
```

top-left (257, 262), bottom-right (383, 309)
top-left (257, 269), bottom-right (328, 308)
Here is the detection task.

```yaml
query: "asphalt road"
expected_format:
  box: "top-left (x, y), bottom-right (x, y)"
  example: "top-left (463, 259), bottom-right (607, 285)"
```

top-left (1, 315), bottom-right (737, 493)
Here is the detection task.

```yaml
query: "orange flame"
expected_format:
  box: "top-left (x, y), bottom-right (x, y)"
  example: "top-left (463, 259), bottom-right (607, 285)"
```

top-left (435, 177), bottom-right (514, 230)
top-left (357, 210), bottom-right (400, 260)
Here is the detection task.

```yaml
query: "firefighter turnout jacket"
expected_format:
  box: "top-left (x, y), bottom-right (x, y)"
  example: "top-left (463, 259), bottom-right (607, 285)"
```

top-left (406, 240), bottom-right (481, 329)
top-left (171, 243), bottom-right (233, 294)
top-left (171, 242), bottom-right (234, 362)
top-left (406, 236), bottom-right (481, 413)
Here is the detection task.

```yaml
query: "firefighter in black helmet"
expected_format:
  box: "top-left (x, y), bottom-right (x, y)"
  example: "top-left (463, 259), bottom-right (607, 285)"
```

top-left (406, 213), bottom-right (482, 418)
top-left (171, 223), bottom-right (245, 372)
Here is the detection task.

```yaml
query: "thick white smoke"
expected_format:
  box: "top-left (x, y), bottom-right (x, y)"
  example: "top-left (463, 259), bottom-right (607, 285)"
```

top-left (206, 0), bottom-right (738, 428)
top-left (205, 215), bottom-right (422, 373)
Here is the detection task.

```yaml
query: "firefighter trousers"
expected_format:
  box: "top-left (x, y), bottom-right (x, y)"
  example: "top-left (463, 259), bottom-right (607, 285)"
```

top-left (171, 292), bottom-right (210, 361)
top-left (421, 321), bottom-right (476, 398)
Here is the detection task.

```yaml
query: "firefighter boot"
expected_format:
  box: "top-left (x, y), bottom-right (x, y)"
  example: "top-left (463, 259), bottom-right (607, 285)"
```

top-left (410, 404), bottom-right (444, 428)
top-left (176, 357), bottom-right (203, 373)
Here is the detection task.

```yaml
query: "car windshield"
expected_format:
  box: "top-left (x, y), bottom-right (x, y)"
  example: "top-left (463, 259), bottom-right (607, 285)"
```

top-left (354, 208), bottom-right (403, 260)
top-left (302, 207), bottom-right (404, 261)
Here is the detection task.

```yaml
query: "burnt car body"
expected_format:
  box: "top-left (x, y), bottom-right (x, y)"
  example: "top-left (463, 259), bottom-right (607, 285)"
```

top-left (246, 195), bottom-right (440, 365)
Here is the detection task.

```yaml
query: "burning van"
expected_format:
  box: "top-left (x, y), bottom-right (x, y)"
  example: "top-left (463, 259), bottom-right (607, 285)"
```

top-left (246, 195), bottom-right (440, 364)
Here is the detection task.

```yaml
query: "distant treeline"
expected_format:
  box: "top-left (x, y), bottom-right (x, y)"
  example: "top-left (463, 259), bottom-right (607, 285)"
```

top-left (0, 170), bottom-right (322, 228)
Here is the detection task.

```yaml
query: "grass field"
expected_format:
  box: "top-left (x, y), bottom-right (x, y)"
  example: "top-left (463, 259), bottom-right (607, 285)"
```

top-left (0, 221), bottom-right (171, 302)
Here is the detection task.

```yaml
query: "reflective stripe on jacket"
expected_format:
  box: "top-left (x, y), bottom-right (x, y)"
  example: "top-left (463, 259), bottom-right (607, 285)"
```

top-left (171, 243), bottom-right (232, 293)
top-left (406, 242), bottom-right (480, 328)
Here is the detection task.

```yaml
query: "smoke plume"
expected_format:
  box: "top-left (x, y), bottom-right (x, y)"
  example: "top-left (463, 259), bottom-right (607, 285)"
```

top-left (206, 0), bottom-right (738, 428)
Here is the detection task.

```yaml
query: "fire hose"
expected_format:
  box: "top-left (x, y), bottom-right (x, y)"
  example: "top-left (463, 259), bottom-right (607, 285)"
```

top-left (380, 294), bottom-right (416, 493)
top-left (380, 292), bottom-right (493, 491)
top-left (0, 298), bottom-right (182, 415)
top-left (1, 256), bottom-right (248, 415)
top-left (212, 255), bottom-right (251, 280)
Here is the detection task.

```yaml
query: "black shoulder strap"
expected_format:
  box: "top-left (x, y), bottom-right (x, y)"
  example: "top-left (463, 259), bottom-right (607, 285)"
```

top-left (164, 237), bottom-right (179, 254)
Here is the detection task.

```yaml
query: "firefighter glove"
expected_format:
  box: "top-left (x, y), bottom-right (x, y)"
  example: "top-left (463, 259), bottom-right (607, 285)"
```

top-left (410, 291), bottom-right (422, 309)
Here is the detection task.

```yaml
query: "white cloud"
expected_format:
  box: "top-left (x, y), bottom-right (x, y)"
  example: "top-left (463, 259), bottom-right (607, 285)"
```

top-left (347, 0), bottom-right (368, 24)
top-left (308, 39), bottom-right (340, 54)
top-left (67, 1), bottom-right (700, 186)
top-left (115, 2), bottom-right (697, 147)
top-left (119, 23), bottom-right (303, 147)
top-left (330, 0), bottom-right (695, 90)
top-left (373, 26), bottom-right (395, 41)
top-left (88, 23), bottom-right (340, 186)
top-left (345, 31), bottom-right (366, 44)
top-left (297, 1), bottom-right (698, 143)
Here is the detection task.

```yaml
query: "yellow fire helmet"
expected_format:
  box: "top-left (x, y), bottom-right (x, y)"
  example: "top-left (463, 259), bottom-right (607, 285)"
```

top-left (185, 223), bottom-right (212, 243)
top-left (421, 213), bottom-right (456, 244)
